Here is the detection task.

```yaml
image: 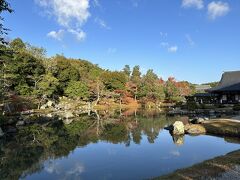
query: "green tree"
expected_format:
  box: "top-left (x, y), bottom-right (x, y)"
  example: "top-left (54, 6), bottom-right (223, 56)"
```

top-left (131, 65), bottom-right (141, 85)
top-left (26, 43), bottom-right (46, 60)
top-left (101, 71), bottom-right (127, 91)
top-left (139, 69), bottom-right (165, 102)
top-left (0, 45), bottom-right (14, 103)
top-left (0, 0), bottom-right (13, 44)
top-left (11, 51), bottom-right (45, 94)
top-left (64, 81), bottom-right (89, 100)
top-left (9, 38), bottom-right (26, 51)
top-left (165, 77), bottom-right (180, 102)
top-left (54, 56), bottom-right (80, 92)
top-left (38, 73), bottom-right (59, 97)
top-left (123, 65), bottom-right (131, 79)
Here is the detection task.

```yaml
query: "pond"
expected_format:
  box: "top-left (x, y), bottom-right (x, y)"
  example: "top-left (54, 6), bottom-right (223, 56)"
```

top-left (0, 109), bottom-right (239, 180)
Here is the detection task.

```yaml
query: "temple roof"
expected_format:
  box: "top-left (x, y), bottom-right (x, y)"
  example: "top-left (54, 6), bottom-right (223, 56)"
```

top-left (208, 71), bottom-right (240, 93)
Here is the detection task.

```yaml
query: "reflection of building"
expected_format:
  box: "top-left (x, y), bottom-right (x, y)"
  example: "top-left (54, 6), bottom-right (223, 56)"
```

top-left (187, 71), bottom-right (240, 104)
top-left (207, 71), bottom-right (240, 104)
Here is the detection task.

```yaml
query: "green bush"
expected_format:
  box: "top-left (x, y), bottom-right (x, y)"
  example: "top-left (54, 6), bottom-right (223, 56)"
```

top-left (233, 104), bottom-right (240, 111)
top-left (186, 101), bottom-right (198, 111)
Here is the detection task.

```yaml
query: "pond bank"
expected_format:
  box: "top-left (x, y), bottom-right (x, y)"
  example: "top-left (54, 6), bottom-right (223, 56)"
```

top-left (153, 149), bottom-right (240, 180)
top-left (202, 118), bottom-right (240, 137)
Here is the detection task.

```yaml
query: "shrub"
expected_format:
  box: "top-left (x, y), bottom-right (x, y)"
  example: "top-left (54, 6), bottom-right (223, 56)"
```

top-left (233, 104), bottom-right (240, 111)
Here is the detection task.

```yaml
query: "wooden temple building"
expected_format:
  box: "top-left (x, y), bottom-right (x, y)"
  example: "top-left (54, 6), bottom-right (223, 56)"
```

top-left (187, 71), bottom-right (240, 104)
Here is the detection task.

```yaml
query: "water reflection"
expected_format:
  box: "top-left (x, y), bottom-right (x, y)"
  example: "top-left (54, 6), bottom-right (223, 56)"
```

top-left (0, 109), bottom-right (239, 180)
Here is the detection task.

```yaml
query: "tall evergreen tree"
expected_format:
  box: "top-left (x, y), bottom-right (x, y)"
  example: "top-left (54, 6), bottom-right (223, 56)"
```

top-left (0, 0), bottom-right (13, 44)
top-left (123, 65), bottom-right (131, 80)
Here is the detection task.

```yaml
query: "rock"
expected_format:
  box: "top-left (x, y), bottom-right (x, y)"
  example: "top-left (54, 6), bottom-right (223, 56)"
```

top-left (172, 121), bottom-right (185, 135)
top-left (16, 121), bottom-right (25, 126)
top-left (21, 110), bottom-right (34, 115)
top-left (190, 117), bottom-right (205, 124)
top-left (46, 113), bottom-right (53, 118)
top-left (0, 128), bottom-right (4, 137)
top-left (40, 104), bottom-right (47, 110)
top-left (64, 111), bottom-right (74, 119)
top-left (63, 118), bottom-right (74, 125)
top-left (197, 117), bottom-right (205, 124)
top-left (47, 101), bottom-right (54, 107)
top-left (204, 117), bottom-right (209, 121)
top-left (172, 135), bottom-right (184, 146)
top-left (164, 125), bottom-right (173, 131)
top-left (185, 124), bottom-right (206, 134)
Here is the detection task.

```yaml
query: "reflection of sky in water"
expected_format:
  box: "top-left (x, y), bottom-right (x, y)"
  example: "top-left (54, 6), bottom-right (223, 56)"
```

top-left (25, 130), bottom-right (240, 180)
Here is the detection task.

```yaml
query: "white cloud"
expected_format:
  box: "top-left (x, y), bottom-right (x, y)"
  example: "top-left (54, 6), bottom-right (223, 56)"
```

top-left (36, 0), bottom-right (90, 41)
top-left (185, 34), bottom-right (195, 46)
top-left (160, 32), bottom-right (168, 38)
top-left (47, 29), bottom-right (64, 41)
top-left (182, 0), bottom-right (204, 9)
top-left (95, 17), bottom-right (110, 29)
top-left (208, 1), bottom-right (230, 20)
top-left (160, 41), bottom-right (178, 53)
top-left (68, 29), bottom-right (86, 41)
top-left (160, 42), bottom-right (169, 47)
top-left (168, 46), bottom-right (178, 53)
top-left (170, 150), bottom-right (181, 157)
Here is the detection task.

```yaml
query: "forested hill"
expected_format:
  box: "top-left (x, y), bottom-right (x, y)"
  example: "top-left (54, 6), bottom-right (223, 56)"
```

top-left (0, 38), bottom-right (195, 107)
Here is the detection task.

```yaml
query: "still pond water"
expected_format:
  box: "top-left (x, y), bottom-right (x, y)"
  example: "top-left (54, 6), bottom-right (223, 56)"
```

top-left (1, 109), bottom-right (239, 180)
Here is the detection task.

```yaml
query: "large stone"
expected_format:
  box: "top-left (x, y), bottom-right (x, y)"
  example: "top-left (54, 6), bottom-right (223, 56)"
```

top-left (40, 104), bottom-right (47, 110)
top-left (0, 128), bottom-right (4, 137)
top-left (185, 124), bottom-right (206, 134)
top-left (197, 117), bottom-right (205, 124)
top-left (16, 121), bottom-right (25, 126)
top-left (46, 113), bottom-right (53, 118)
top-left (64, 111), bottom-right (75, 119)
top-left (63, 118), bottom-right (74, 125)
top-left (47, 101), bottom-right (54, 107)
top-left (172, 121), bottom-right (185, 135)
top-left (172, 135), bottom-right (184, 146)
top-left (190, 117), bottom-right (205, 124)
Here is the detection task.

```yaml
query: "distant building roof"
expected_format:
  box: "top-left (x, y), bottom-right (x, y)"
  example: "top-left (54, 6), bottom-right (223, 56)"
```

top-left (195, 85), bottom-right (211, 92)
top-left (194, 93), bottom-right (216, 97)
top-left (208, 71), bottom-right (240, 93)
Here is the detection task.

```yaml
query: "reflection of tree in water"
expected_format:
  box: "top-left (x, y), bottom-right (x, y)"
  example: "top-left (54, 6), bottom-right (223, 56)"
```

top-left (0, 109), bottom-right (179, 179)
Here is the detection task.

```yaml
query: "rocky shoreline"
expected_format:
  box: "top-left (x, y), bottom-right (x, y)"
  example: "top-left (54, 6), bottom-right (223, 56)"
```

top-left (153, 149), bottom-right (240, 180)
top-left (166, 116), bottom-right (240, 137)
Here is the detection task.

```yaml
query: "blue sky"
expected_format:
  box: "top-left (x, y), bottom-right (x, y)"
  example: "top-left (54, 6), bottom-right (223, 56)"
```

top-left (3, 0), bottom-right (240, 84)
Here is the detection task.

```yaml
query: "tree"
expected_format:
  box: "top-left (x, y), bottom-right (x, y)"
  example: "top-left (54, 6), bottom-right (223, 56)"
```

top-left (164, 77), bottom-right (180, 102)
top-left (131, 65), bottom-right (141, 85)
top-left (139, 69), bottom-right (165, 103)
top-left (38, 73), bottom-right (59, 97)
top-left (26, 43), bottom-right (46, 60)
top-left (9, 38), bottom-right (26, 51)
top-left (64, 81), bottom-right (89, 100)
top-left (11, 51), bottom-right (45, 94)
top-left (123, 65), bottom-right (131, 80)
top-left (0, 44), bottom-right (13, 99)
top-left (101, 71), bottom-right (127, 91)
top-left (0, 0), bottom-right (13, 44)
top-left (53, 56), bottom-right (80, 92)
